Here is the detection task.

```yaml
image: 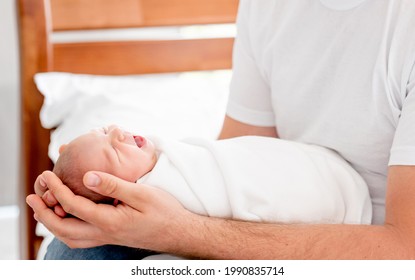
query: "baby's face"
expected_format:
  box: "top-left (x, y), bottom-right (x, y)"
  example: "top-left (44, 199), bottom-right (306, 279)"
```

top-left (66, 125), bottom-right (157, 182)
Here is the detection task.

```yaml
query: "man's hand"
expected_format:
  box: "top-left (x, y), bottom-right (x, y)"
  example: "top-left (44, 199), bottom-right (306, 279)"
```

top-left (27, 171), bottom-right (194, 253)
top-left (34, 172), bottom-right (66, 217)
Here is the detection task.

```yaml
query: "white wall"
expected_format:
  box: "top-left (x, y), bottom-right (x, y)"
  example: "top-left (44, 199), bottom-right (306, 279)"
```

top-left (0, 0), bottom-right (19, 206)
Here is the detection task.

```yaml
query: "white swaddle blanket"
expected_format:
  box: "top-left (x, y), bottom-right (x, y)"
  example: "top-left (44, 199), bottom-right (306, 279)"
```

top-left (139, 136), bottom-right (372, 224)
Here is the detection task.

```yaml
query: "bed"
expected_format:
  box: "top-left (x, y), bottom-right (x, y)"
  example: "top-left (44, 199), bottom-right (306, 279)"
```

top-left (17, 0), bottom-right (239, 259)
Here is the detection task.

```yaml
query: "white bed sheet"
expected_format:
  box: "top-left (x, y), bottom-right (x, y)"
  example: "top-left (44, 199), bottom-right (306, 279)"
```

top-left (35, 70), bottom-right (231, 163)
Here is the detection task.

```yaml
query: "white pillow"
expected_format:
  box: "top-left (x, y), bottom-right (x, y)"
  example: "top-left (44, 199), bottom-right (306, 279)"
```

top-left (35, 71), bottom-right (231, 163)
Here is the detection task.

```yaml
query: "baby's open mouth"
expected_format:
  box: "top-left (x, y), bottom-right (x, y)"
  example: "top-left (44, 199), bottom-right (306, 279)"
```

top-left (134, 135), bottom-right (145, 148)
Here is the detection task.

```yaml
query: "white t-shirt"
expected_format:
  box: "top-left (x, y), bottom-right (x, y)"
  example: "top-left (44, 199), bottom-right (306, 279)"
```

top-left (227, 0), bottom-right (415, 225)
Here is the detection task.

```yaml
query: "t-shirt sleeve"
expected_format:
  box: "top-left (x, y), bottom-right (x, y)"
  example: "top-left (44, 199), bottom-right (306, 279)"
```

top-left (389, 63), bottom-right (415, 165)
top-left (226, 0), bottom-right (276, 127)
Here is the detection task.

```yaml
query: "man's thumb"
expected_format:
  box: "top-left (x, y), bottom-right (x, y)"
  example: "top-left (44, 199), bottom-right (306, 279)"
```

top-left (83, 171), bottom-right (145, 207)
top-left (84, 172), bottom-right (102, 188)
top-left (83, 171), bottom-right (128, 200)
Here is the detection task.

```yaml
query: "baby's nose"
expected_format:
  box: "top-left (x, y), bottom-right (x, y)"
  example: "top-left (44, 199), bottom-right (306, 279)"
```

top-left (109, 127), bottom-right (125, 141)
top-left (108, 125), bottom-right (119, 132)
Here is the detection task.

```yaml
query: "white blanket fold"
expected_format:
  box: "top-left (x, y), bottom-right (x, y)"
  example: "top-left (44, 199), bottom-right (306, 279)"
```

top-left (139, 136), bottom-right (372, 224)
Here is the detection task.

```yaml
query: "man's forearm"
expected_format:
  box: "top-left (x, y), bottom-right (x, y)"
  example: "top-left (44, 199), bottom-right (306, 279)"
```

top-left (172, 214), bottom-right (412, 259)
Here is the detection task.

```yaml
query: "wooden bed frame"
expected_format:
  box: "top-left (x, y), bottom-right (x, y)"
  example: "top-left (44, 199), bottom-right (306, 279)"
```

top-left (17, 0), bottom-right (238, 259)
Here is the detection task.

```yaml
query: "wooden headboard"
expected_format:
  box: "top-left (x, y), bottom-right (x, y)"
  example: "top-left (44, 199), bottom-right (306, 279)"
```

top-left (17, 0), bottom-right (238, 259)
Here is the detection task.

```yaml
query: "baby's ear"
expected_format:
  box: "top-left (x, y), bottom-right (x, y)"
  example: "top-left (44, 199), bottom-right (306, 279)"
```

top-left (59, 144), bottom-right (68, 154)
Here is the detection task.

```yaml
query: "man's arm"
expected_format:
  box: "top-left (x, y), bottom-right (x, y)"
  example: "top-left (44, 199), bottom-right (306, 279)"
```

top-left (171, 165), bottom-right (415, 259)
top-left (219, 116), bottom-right (278, 139)
top-left (172, 117), bottom-right (415, 259)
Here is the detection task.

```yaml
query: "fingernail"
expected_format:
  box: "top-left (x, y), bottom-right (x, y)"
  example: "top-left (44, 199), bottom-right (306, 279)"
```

top-left (26, 197), bottom-right (33, 208)
top-left (39, 177), bottom-right (46, 187)
top-left (44, 192), bottom-right (55, 204)
top-left (85, 173), bottom-right (101, 187)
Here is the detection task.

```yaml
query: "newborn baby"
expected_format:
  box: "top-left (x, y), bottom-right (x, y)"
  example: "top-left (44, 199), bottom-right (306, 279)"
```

top-left (53, 125), bottom-right (372, 224)
top-left (54, 125), bottom-right (156, 204)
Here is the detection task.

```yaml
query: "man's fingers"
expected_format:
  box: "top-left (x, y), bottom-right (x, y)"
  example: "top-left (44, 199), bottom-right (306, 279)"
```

top-left (27, 194), bottom-right (103, 241)
top-left (38, 171), bottom-right (137, 231)
top-left (42, 190), bottom-right (58, 208)
top-left (34, 172), bottom-right (49, 196)
top-left (54, 205), bottom-right (67, 218)
top-left (41, 171), bottom-right (88, 215)
top-left (35, 172), bottom-right (60, 209)
top-left (41, 171), bottom-right (113, 224)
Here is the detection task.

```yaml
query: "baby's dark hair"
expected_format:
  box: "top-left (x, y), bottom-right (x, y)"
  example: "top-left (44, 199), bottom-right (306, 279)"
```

top-left (53, 146), bottom-right (114, 204)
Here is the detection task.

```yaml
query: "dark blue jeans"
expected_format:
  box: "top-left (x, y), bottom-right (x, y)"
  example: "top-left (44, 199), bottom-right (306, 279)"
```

top-left (44, 238), bottom-right (157, 260)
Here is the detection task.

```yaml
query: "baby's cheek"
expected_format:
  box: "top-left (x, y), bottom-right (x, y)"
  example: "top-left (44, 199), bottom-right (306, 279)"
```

top-left (119, 163), bottom-right (142, 182)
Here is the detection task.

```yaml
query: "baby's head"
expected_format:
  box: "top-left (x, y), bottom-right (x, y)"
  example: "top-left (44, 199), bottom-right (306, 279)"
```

top-left (53, 125), bottom-right (157, 203)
